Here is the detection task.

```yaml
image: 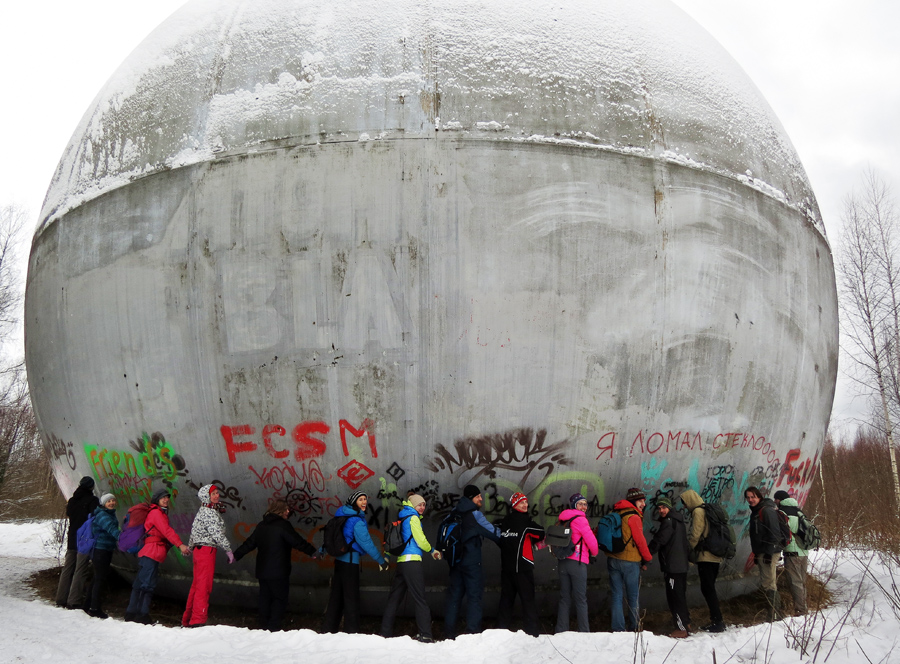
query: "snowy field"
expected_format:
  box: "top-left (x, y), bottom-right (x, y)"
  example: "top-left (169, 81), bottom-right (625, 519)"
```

top-left (0, 521), bottom-right (896, 664)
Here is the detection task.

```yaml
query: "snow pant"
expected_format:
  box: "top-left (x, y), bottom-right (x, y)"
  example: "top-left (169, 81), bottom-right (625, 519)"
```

top-left (498, 565), bottom-right (539, 637)
top-left (126, 556), bottom-right (160, 617)
top-left (608, 557), bottom-right (641, 632)
top-left (444, 559), bottom-right (484, 637)
top-left (782, 554), bottom-right (808, 614)
top-left (88, 548), bottom-right (114, 613)
top-left (555, 558), bottom-right (589, 633)
top-left (321, 560), bottom-right (361, 633)
top-left (258, 577), bottom-right (290, 631)
top-left (182, 545), bottom-right (217, 626)
top-left (56, 549), bottom-right (92, 607)
top-left (380, 560), bottom-right (432, 639)
top-left (663, 572), bottom-right (690, 632)
top-left (756, 553), bottom-right (781, 621)
top-left (697, 561), bottom-right (722, 624)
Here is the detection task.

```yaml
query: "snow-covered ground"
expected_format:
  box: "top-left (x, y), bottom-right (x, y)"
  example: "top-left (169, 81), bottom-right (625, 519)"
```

top-left (0, 521), bottom-right (896, 664)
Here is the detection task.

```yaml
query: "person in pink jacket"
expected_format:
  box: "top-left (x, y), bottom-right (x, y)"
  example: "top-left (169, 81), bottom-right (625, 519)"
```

top-left (555, 493), bottom-right (599, 632)
top-left (124, 488), bottom-right (190, 624)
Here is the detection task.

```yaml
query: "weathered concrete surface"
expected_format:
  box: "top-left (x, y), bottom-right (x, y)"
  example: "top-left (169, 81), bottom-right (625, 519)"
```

top-left (26, 0), bottom-right (837, 609)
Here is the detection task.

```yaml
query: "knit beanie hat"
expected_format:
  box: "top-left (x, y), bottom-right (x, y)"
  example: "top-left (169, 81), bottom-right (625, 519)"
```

top-left (510, 492), bottom-right (527, 509)
top-left (408, 494), bottom-right (426, 507)
top-left (99, 493), bottom-right (116, 506)
top-left (347, 490), bottom-right (367, 508)
top-left (656, 497), bottom-right (673, 510)
top-left (569, 493), bottom-right (587, 509)
top-left (773, 490), bottom-right (790, 501)
top-left (464, 485), bottom-right (481, 499)
top-left (79, 476), bottom-right (95, 489)
top-left (151, 488), bottom-right (170, 504)
top-left (626, 487), bottom-right (646, 502)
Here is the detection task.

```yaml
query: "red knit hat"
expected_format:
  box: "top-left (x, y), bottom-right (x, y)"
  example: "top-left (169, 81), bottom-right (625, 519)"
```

top-left (510, 492), bottom-right (527, 509)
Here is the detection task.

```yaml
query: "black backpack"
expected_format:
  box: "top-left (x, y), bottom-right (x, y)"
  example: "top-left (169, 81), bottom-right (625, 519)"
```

top-left (436, 511), bottom-right (464, 566)
top-left (323, 515), bottom-right (356, 557)
top-left (546, 515), bottom-right (581, 560)
top-left (384, 514), bottom-right (413, 556)
top-left (699, 503), bottom-right (736, 559)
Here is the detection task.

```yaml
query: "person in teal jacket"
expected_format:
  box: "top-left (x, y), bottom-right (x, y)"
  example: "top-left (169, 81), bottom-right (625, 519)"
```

top-left (321, 489), bottom-right (387, 633)
top-left (87, 493), bottom-right (121, 619)
top-left (380, 494), bottom-right (442, 642)
top-left (774, 491), bottom-right (809, 615)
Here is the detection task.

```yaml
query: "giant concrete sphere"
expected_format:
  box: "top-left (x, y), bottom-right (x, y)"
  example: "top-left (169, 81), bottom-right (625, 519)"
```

top-left (26, 0), bottom-right (837, 607)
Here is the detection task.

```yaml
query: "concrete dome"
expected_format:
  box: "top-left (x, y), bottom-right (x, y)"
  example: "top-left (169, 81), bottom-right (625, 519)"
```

top-left (28, 0), bottom-right (836, 610)
top-left (40, 0), bottom-right (820, 234)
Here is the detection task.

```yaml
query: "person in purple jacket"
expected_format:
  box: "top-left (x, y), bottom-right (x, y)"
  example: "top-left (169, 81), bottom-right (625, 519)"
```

top-left (555, 493), bottom-right (599, 633)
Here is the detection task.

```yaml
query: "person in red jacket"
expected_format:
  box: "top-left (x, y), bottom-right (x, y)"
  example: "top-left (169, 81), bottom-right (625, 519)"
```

top-left (605, 487), bottom-right (652, 632)
top-left (124, 488), bottom-right (190, 624)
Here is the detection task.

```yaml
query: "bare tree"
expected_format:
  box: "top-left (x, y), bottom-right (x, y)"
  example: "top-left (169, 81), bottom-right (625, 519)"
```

top-left (838, 171), bottom-right (900, 509)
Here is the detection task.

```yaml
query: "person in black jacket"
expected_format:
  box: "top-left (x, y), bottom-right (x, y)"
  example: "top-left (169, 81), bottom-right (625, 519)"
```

top-left (497, 491), bottom-right (545, 637)
top-left (56, 476), bottom-right (100, 609)
top-left (232, 499), bottom-right (318, 630)
top-left (443, 485), bottom-right (501, 638)
top-left (647, 497), bottom-right (691, 638)
top-left (745, 486), bottom-right (784, 621)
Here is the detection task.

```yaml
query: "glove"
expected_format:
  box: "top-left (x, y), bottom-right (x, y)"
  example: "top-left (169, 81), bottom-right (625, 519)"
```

top-left (379, 561), bottom-right (390, 572)
top-left (310, 550), bottom-right (322, 560)
top-left (226, 551), bottom-right (235, 564)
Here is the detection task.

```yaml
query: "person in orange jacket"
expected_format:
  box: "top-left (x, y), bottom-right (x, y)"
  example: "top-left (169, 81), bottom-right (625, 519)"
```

top-left (606, 487), bottom-right (652, 632)
top-left (124, 488), bottom-right (190, 624)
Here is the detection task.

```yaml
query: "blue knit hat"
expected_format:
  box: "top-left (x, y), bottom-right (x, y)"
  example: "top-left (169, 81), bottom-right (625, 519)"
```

top-left (569, 493), bottom-right (587, 509)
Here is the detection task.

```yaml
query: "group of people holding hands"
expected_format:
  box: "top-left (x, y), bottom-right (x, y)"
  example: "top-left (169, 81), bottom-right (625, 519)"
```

top-left (56, 477), bottom-right (810, 640)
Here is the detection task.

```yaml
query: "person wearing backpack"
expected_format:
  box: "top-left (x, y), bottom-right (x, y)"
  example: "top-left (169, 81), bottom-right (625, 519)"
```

top-left (232, 499), bottom-right (318, 631)
top-left (745, 486), bottom-right (785, 621)
top-left (443, 485), bottom-right (501, 639)
top-left (606, 487), bottom-right (652, 632)
top-left (647, 497), bottom-right (691, 638)
top-left (322, 489), bottom-right (388, 634)
top-left (774, 490), bottom-right (808, 615)
top-left (680, 489), bottom-right (725, 633)
top-left (85, 493), bottom-right (120, 619)
top-left (182, 484), bottom-right (235, 627)
top-left (497, 491), bottom-right (545, 637)
top-left (124, 488), bottom-right (191, 624)
top-left (554, 493), bottom-right (598, 633)
top-left (380, 494), bottom-right (441, 642)
top-left (56, 476), bottom-right (100, 610)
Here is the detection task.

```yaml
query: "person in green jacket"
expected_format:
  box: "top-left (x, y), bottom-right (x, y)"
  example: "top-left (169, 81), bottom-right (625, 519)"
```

top-left (380, 494), bottom-right (441, 642)
top-left (774, 490), bottom-right (808, 615)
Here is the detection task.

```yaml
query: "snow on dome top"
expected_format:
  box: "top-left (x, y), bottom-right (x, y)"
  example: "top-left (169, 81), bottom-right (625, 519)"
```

top-left (37, 0), bottom-right (823, 235)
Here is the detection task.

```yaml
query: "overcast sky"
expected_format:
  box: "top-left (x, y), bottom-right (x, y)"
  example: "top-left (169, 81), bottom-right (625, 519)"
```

top-left (2, 0), bottom-right (897, 433)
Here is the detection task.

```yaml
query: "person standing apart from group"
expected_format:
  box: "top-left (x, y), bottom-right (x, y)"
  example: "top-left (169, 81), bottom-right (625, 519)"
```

top-left (57, 476), bottom-right (99, 610)
top-left (554, 493), bottom-right (598, 633)
top-left (497, 491), bottom-right (546, 637)
top-left (125, 488), bottom-right (191, 624)
top-left (680, 489), bottom-right (725, 632)
top-left (233, 499), bottom-right (318, 631)
top-left (182, 484), bottom-right (234, 627)
top-left (443, 485), bottom-right (500, 639)
top-left (745, 486), bottom-right (784, 621)
top-left (322, 489), bottom-right (388, 634)
top-left (86, 493), bottom-right (120, 619)
top-left (380, 494), bottom-right (441, 642)
top-left (606, 487), bottom-right (652, 632)
top-left (774, 490), bottom-right (808, 616)
top-left (648, 496), bottom-right (691, 638)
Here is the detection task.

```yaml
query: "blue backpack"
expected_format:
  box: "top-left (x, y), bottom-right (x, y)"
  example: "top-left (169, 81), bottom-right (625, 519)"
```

top-left (76, 514), bottom-right (96, 555)
top-left (436, 511), bottom-right (464, 566)
top-left (596, 509), bottom-right (636, 554)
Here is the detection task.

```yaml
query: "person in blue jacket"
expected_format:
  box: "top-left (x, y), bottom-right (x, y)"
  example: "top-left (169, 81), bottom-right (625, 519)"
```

top-left (321, 489), bottom-right (387, 633)
top-left (380, 494), bottom-right (442, 642)
top-left (444, 484), bottom-right (501, 639)
top-left (87, 493), bottom-right (121, 619)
